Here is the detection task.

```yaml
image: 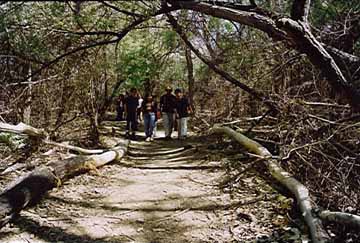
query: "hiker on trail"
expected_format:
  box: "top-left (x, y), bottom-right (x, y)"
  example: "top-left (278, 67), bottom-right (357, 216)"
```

top-left (142, 94), bottom-right (157, 141)
top-left (115, 94), bottom-right (125, 121)
top-left (124, 88), bottom-right (139, 139)
top-left (160, 86), bottom-right (177, 139)
top-left (175, 88), bottom-right (192, 139)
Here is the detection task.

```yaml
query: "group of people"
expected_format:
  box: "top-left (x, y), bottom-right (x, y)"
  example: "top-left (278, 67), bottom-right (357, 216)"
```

top-left (115, 86), bottom-right (192, 141)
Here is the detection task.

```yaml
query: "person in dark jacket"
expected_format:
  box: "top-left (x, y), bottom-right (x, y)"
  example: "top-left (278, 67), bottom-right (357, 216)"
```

top-left (124, 88), bottom-right (139, 139)
top-left (175, 88), bottom-right (192, 139)
top-left (142, 95), bottom-right (157, 141)
top-left (160, 86), bottom-right (176, 139)
top-left (115, 94), bottom-right (125, 121)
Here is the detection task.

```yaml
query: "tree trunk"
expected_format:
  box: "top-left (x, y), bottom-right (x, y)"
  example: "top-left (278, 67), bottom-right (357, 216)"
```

top-left (0, 122), bottom-right (48, 138)
top-left (0, 127), bottom-right (128, 228)
top-left (319, 210), bottom-right (360, 229)
top-left (166, 13), bottom-right (278, 113)
top-left (168, 1), bottom-right (360, 109)
top-left (23, 65), bottom-right (32, 124)
top-left (211, 125), bottom-right (331, 243)
top-left (184, 45), bottom-right (195, 112)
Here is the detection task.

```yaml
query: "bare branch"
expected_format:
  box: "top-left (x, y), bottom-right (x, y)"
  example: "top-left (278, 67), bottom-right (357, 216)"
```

top-left (324, 45), bottom-right (360, 65)
top-left (191, 0), bottom-right (257, 11)
top-left (166, 1), bottom-right (287, 41)
top-left (6, 75), bottom-right (59, 87)
top-left (98, 1), bottom-right (145, 18)
top-left (52, 29), bottom-right (123, 38)
top-left (15, 4), bottom-right (181, 85)
top-left (166, 1), bottom-right (360, 108)
top-left (166, 13), bottom-right (277, 112)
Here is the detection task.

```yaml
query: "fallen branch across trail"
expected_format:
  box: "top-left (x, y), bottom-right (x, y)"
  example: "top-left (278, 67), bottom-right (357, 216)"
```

top-left (211, 125), bottom-right (330, 243)
top-left (0, 122), bottom-right (128, 228)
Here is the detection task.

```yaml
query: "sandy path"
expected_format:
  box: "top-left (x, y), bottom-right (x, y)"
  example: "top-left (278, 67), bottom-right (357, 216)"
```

top-left (1, 131), bottom-right (236, 243)
top-left (1, 123), bottom-right (301, 243)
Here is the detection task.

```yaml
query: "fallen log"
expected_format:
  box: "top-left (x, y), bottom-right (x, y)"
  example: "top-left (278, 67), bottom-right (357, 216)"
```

top-left (44, 140), bottom-right (105, 155)
top-left (0, 122), bottom-right (48, 138)
top-left (211, 125), bottom-right (330, 243)
top-left (0, 122), bottom-right (104, 155)
top-left (0, 135), bottom-right (128, 228)
top-left (319, 210), bottom-right (360, 229)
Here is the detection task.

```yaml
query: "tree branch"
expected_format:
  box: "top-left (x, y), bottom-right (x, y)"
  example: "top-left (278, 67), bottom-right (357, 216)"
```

top-left (189, 0), bottom-right (257, 11)
top-left (324, 45), bottom-right (360, 66)
top-left (52, 29), bottom-right (124, 38)
top-left (291, 0), bottom-right (311, 23)
top-left (15, 4), bottom-right (181, 85)
top-left (167, 1), bottom-right (288, 41)
top-left (0, 122), bottom-right (48, 139)
top-left (319, 210), bottom-right (360, 229)
top-left (211, 126), bottom-right (330, 243)
top-left (98, 1), bottom-right (145, 18)
top-left (17, 23), bottom-right (140, 85)
top-left (166, 13), bottom-right (277, 112)
top-left (165, 1), bottom-right (360, 108)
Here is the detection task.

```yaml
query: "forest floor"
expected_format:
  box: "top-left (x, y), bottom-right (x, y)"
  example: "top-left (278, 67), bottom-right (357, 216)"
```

top-left (1, 120), bottom-right (305, 243)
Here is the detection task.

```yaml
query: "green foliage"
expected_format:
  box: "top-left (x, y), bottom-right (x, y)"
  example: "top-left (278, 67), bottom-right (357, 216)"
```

top-left (118, 46), bottom-right (160, 89)
top-left (0, 133), bottom-right (26, 150)
top-left (311, 0), bottom-right (360, 26)
top-left (161, 30), bottom-right (178, 49)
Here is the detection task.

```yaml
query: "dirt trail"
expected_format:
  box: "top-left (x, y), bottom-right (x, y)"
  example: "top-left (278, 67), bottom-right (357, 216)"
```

top-left (1, 123), bottom-right (301, 243)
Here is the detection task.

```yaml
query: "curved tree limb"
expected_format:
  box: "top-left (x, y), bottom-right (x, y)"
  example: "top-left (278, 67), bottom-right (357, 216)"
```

top-left (168, 1), bottom-right (287, 41)
top-left (166, 1), bottom-right (360, 109)
top-left (98, 1), bottom-right (145, 18)
top-left (325, 45), bottom-right (360, 66)
top-left (319, 210), bottom-right (360, 229)
top-left (166, 13), bottom-right (278, 112)
top-left (211, 125), bottom-right (330, 243)
top-left (16, 4), bottom-right (181, 85)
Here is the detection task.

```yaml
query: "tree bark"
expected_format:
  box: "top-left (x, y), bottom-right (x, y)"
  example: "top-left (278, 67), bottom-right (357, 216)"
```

top-left (166, 13), bottom-right (278, 112)
top-left (184, 45), bottom-right (195, 112)
top-left (0, 122), bottom-right (48, 138)
top-left (23, 65), bottom-right (32, 124)
top-left (291, 0), bottom-right (311, 23)
top-left (0, 134), bottom-right (128, 228)
top-left (211, 125), bottom-right (331, 243)
top-left (44, 140), bottom-right (105, 155)
top-left (166, 1), bottom-right (360, 109)
top-left (319, 210), bottom-right (360, 229)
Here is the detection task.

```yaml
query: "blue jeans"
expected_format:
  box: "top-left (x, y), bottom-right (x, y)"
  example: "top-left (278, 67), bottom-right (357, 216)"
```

top-left (162, 112), bottom-right (174, 137)
top-left (143, 112), bottom-right (155, 138)
top-left (177, 117), bottom-right (188, 138)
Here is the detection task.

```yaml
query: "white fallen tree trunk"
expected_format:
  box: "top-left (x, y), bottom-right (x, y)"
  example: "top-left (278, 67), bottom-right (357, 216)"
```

top-left (0, 122), bottom-right (129, 228)
top-left (0, 122), bottom-right (48, 138)
top-left (319, 210), bottom-right (360, 229)
top-left (211, 125), bottom-right (330, 243)
top-left (0, 122), bottom-right (105, 155)
top-left (44, 140), bottom-right (105, 155)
